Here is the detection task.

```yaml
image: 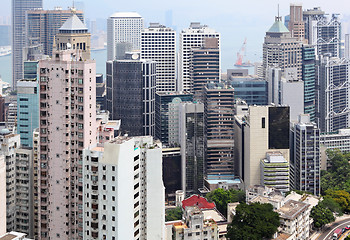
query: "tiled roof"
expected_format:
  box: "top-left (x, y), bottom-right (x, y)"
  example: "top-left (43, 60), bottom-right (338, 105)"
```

top-left (182, 195), bottom-right (215, 210)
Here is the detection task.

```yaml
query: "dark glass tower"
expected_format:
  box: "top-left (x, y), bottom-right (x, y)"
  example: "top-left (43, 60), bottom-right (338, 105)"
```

top-left (106, 58), bottom-right (156, 136)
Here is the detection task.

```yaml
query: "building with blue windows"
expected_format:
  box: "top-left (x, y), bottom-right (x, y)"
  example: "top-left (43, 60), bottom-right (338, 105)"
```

top-left (17, 79), bottom-right (39, 147)
top-left (23, 61), bottom-right (39, 79)
top-left (227, 69), bottom-right (267, 106)
top-left (302, 45), bottom-right (316, 122)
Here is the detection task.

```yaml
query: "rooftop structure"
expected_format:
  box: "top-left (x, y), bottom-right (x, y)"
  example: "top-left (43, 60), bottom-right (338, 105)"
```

top-left (277, 199), bottom-right (310, 220)
top-left (182, 195), bottom-right (215, 210)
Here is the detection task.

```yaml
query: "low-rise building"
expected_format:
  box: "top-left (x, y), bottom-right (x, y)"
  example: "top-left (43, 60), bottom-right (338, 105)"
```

top-left (172, 206), bottom-right (219, 240)
top-left (246, 186), bottom-right (313, 240)
top-left (0, 232), bottom-right (30, 240)
top-left (260, 152), bottom-right (290, 192)
top-left (277, 200), bottom-right (310, 240)
top-left (203, 174), bottom-right (243, 193)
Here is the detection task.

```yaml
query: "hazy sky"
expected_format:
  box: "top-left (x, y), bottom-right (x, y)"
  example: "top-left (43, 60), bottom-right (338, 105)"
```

top-left (2, 0), bottom-right (350, 70)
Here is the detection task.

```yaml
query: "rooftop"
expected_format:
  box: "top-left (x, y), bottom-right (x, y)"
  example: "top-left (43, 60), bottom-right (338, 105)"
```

top-left (205, 174), bottom-right (242, 184)
top-left (277, 199), bottom-right (310, 220)
top-left (202, 209), bottom-right (226, 223)
top-left (182, 195), bottom-right (216, 210)
top-left (59, 14), bottom-right (87, 31)
top-left (110, 12), bottom-right (142, 18)
top-left (267, 17), bottom-right (290, 33)
top-left (0, 232), bottom-right (28, 240)
top-left (273, 233), bottom-right (292, 240)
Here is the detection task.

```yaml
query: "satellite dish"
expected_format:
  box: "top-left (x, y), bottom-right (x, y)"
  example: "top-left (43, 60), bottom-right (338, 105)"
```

top-left (132, 53), bottom-right (139, 60)
top-left (67, 43), bottom-right (72, 49)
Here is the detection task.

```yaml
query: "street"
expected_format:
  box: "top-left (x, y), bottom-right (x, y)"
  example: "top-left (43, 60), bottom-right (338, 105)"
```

top-left (316, 218), bottom-right (350, 240)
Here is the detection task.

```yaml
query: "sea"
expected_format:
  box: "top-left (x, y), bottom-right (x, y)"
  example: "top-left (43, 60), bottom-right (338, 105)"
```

top-left (0, 49), bottom-right (107, 85)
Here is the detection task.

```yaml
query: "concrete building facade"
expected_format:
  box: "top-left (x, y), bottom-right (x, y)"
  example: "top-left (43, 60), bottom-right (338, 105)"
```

top-left (204, 83), bottom-right (235, 175)
top-left (291, 114), bottom-right (320, 196)
top-left (234, 105), bottom-right (290, 188)
top-left (83, 136), bottom-right (165, 240)
top-left (107, 12), bottom-right (144, 60)
top-left (141, 23), bottom-right (176, 93)
top-left (190, 38), bottom-right (220, 98)
top-left (179, 22), bottom-right (220, 92)
top-left (37, 18), bottom-right (96, 238)
top-left (262, 17), bottom-right (302, 82)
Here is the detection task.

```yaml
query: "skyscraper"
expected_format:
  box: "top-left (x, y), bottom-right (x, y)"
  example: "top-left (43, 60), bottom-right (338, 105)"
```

top-left (12, 0), bottom-right (43, 89)
top-left (141, 23), bottom-right (176, 93)
top-left (26, 8), bottom-right (84, 57)
top-left (83, 136), bottom-right (165, 240)
top-left (37, 15), bottom-right (96, 239)
top-left (290, 114), bottom-right (320, 196)
top-left (190, 38), bottom-right (220, 99)
top-left (204, 83), bottom-right (235, 176)
top-left (303, 8), bottom-right (341, 58)
top-left (107, 12), bottom-right (144, 61)
top-left (262, 17), bottom-right (303, 81)
top-left (155, 92), bottom-right (193, 145)
top-left (179, 22), bottom-right (220, 92)
top-left (179, 102), bottom-right (205, 194)
top-left (316, 56), bottom-right (350, 133)
top-left (106, 55), bottom-right (156, 136)
top-left (288, 3), bottom-right (304, 41)
top-left (302, 45), bottom-right (316, 122)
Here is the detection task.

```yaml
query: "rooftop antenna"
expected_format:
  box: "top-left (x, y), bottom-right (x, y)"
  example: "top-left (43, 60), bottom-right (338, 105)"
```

top-left (71, 0), bottom-right (76, 14)
top-left (278, 4), bottom-right (280, 18)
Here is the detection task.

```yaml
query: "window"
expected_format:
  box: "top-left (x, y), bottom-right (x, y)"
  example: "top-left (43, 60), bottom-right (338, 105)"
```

top-left (262, 117), bottom-right (265, 128)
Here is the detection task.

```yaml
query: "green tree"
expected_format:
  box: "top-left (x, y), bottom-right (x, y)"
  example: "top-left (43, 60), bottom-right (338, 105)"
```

top-left (325, 189), bottom-right (350, 213)
top-left (226, 203), bottom-right (280, 240)
top-left (165, 207), bottom-right (182, 221)
top-left (321, 150), bottom-right (350, 194)
top-left (320, 196), bottom-right (343, 215)
top-left (206, 188), bottom-right (245, 217)
top-left (310, 203), bottom-right (335, 229)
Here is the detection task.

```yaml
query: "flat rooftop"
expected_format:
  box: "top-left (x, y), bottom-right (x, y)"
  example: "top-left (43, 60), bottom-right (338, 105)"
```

top-left (202, 209), bottom-right (226, 222)
top-left (277, 200), bottom-right (310, 220)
